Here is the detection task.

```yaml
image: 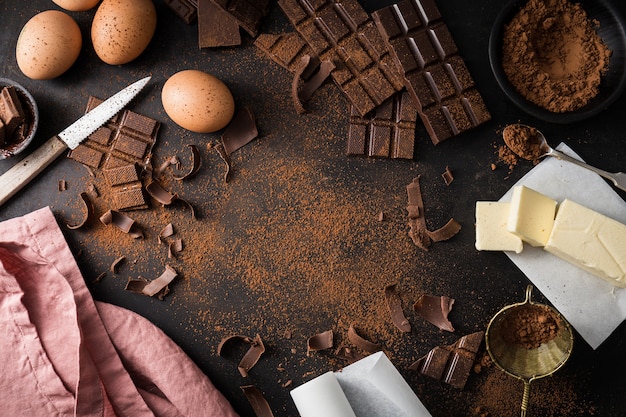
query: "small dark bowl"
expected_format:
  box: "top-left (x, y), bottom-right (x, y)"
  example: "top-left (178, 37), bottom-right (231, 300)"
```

top-left (489, 0), bottom-right (626, 123)
top-left (0, 78), bottom-right (39, 159)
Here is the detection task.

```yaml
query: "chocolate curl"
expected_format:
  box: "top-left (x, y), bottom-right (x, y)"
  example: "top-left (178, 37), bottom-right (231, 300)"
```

top-left (241, 385), bottom-right (275, 417)
top-left (427, 218), bottom-right (462, 242)
top-left (406, 176), bottom-right (431, 250)
top-left (173, 144), bottom-right (201, 180)
top-left (141, 265), bottom-right (178, 297)
top-left (168, 239), bottom-right (183, 258)
top-left (384, 283), bottom-right (411, 333)
top-left (291, 56), bottom-right (335, 114)
top-left (66, 192), bottom-right (94, 230)
top-left (146, 181), bottom-right (178, 205)
top-left (414, 295), bottom-right (455, 332)
top-left (306, 329), bottom-right (333, 356)
top-left (347, 325), bottom-right (381, 354)
top-left (292, 55), bottom-right (315, 114)
top-left (158, 223), bottom-right (174, 244)
top-left (441, 166), bottom-right (454, 185)
top-left (110, 256), bottom-right (126, 274)
top-left (217, 334), bottom-right (266, 377)
top-left (99, 209), bottom-right (143, 238)
top-left (213, 142), bottom-right (232, 183)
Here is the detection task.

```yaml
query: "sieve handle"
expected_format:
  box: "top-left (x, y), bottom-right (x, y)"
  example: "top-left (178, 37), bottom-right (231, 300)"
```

top-left (520, 380), bottom-right (531, 417)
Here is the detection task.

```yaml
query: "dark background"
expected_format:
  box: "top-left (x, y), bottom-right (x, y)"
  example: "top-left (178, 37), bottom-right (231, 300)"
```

top-left (2, 0), bottom-right (626, 416)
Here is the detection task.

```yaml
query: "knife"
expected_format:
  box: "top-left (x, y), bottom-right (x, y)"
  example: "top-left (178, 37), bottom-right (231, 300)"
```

top-left (0, 76), bottom-right (151, 207)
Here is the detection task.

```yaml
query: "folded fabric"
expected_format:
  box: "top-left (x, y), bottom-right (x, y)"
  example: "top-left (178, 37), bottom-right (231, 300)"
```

top-left (0, 206), bottom-right (239, 417)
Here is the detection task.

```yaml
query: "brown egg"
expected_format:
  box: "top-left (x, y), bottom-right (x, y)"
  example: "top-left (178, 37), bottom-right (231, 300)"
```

top-left (161, 70), bottom-right (235, 133)
top-left (15, 10), bottom-right (82, 80)
top-left (52, 0), bottom-right (100, 11)
top-left (91, 0), bottom-right (156, 65)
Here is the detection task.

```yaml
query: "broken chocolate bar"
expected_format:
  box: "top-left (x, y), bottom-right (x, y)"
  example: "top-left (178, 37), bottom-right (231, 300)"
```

top-left (254, 32), bottom-right (318, 79)
top-left (372, 0), bottom-right (491, 144)
top-left (384, 283), bottom-right (411, 333)
top-left (347, 91), bottom-right (417, 159)
top-left (211, 0), bottom-right (270, 37)
top-left (278, 0), bottom-right (405, 116)
top-left (413, 294), bottom-right (455, 332)
top-left (409, 331), bottom-right (484, 389)
top-left (164, 0), bottom-right (198, 24)
top-left (198, 0), bottom-right (241, 48)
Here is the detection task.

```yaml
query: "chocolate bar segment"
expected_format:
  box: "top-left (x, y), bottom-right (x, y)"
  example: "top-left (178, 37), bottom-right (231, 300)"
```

top-left (254, 32), bottom-right (318, 79)
top-left (347, 91), bottom-right (416, 159)
top-left (211, 0), bottom-right (270, 37)
top-left (198, 0), bottom-right (241, 48)
top-left (104, 163), bottom-right (148, 211)
top-left (278, 0), bottom-right (405, 116)
top-left (372, 0), bottom-right (491, 144)
top-left (164, 0), bottom-right (198, 24)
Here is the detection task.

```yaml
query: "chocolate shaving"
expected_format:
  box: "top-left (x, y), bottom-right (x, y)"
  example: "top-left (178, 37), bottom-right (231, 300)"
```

top-left (221, 106), bottom-right (258, 156)
top-left (146, 181), bottom-right (178, 205)
top-left (241, 385), bottom-right (275, 417)
top-left (299, 60), bottom-right (335, 104)
top-left (213, 142), bottom-right (232, 183)
top-left (409, 331), bottom-right (484, 390)
top-left (173, 144), bottom-right (201, 180)
top-left (110, 256), bottom-right (126, 274)
top-left (141, 265), bottom-right (178, 297)
top-left (58, 179), bottom-right (67, 191)
top-left (426, 218), bottom-right (462, 242)
top-left (158, 223), bottom-right (175, 244)
top-left (66, 192), bottom-right (94, 230)
top-left (93, 271), bottom-right (107, 284)
top-left (125, 277), bottom-right (149, 293)
top-left (384, 283), bottom-right (411, 333)
top-left (99, 209), bottom-right (141, 237)
top-left (291, 56), bottom-right (335, 114)
top-left (306, 329), bottom-right (333, 356)
top-left (347, 325), bottom-right (381, 354)
top-left (442, 166), bottom-right (454, 185)
top-left (406, 176), bottom-right (431, 250)
top-left (155, 155), bottom-right (179, 176)
top-left (168, 239), bottom-right (183, 258)
top-left (334, 345), bottom-right (366, 364)
top-left (414, 295), bottom-right (455, 332)
top-left (217, 334), bottom-right (266, 377)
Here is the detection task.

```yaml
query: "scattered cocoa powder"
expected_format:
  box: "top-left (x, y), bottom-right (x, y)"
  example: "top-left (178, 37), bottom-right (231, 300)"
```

top-left (502, 0), bottom-right (611, 113)
top-left (500, 304), bottom-right (560, 349)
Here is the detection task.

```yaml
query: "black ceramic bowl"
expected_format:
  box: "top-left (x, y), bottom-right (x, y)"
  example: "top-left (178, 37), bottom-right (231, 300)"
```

top-left (489, 0), bottom-right (626, 123)
top-left (0, 78), bottom-right (39, 159)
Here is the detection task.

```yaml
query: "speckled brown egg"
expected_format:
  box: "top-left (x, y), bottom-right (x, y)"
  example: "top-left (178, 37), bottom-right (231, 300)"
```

top-left (15, 10), bottom-right (82, 80)
top-left (161, 70), bottom-right (235, 133)
top-left (91, 0), bottom-right (156, 65)
top-left (52, 0), bottom-right (100, 11)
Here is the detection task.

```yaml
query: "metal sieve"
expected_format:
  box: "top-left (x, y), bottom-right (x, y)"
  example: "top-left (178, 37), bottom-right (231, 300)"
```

top-left (485, 285), bottom-right (574, 417)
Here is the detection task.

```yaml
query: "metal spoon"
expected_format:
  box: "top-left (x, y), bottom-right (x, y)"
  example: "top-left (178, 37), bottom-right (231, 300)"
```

top-left (502, 124), bottom-right (626, 192)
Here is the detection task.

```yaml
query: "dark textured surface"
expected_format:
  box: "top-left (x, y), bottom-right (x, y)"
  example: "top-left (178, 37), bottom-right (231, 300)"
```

top-left (2, 1), bottom-right (626, 416)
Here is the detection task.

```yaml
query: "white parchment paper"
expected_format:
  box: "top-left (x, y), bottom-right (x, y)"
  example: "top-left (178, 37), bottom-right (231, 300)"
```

top-left (499, 143), bottom-right (626, 349)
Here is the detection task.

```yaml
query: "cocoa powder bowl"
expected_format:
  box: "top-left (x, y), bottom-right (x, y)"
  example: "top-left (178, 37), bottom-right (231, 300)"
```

top-left (489, 0), bottom-right (626, 123)
top-left (0, 78), bottom-right (39, 160)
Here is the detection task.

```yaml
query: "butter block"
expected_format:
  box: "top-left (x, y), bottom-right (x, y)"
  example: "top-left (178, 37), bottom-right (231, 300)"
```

top-left (475, 202), bottom-right (523, 253)
top-left (507, 185), bottom-right (557, 247)
top-left (545, 199), bottom-right (626, 287)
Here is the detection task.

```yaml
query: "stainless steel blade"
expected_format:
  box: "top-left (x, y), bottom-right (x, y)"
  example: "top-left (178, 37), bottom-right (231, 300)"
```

top-left (58, 75), bottom-right (152, 149)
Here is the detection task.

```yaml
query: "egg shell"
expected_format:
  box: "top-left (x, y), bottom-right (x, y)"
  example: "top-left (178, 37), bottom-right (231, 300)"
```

top-left (15, 10), bottom-right (82, 80)
top-left (91, 0), bottom-right (156, 65)
top-left (52, 0), bottom-right (100, 11)
top-left (162, 70), bottom-right (235, 133)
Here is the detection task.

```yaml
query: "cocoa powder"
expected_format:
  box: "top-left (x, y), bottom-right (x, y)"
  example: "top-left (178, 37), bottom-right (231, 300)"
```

top-left (500, 304), bottom-right (560, 349)
top-left (502, 0), bottom-right (611, 113)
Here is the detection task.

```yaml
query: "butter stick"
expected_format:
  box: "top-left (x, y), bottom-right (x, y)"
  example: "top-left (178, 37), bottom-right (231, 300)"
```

top-left (507, 185), bottom-right (557, 247)
top-left (475, 201), bottom-right (523, 253)
top-left (545, 199), bottom-right (626, 288)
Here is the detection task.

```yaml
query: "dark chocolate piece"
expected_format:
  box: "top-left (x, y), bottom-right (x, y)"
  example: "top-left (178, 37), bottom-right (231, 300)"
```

top-left (442, 166), bottom-right (454, 185)
top-left (372, 0), bottom-right (491, 144)
top-left (104, 163), bottom-right (148, 211)
top-left (146, 181), bottom-right (178, 205)
top-left (347, 91), bottom-right (417, 159)
top-left (306, 329), bottom-right (333, 355)
top-left (221, 106), bottom-right (258, 155)
top-left (278, 0), bottom-right (405, 116)
top-left (254, 32), bottom-right (319, 79)
top-left (172, 144), bottom-right (201, 180)
top-left (384, 283), bottom-right (411, 333)
top-left (241, 385), bottom-right (275, 417)
top-left (210, 0), bottom-right (270, 37)
top-left (0, 86), bottom-right (25, 139)
top-left (292, 57), bottom-right (335, 114)
top-left (0, 119), bottom-right (6, 147)
top-left (99, 209), bottom-right (144, 239)
top-left (427, 218), bottom-right (461, 242)
top-left (409, 331), bottom-right (484, 390)
top-left (142, 265), bottom-right (178, 297)
top-left (164, 0), bottom-right (198, 24)
top-left (110, 256), bottom-right (126, 274)
top-left (413, 294), bottom-right (455, 332)
top-left (217, 334), bottom-right (266, 377)
top-left (158, 223), bottom-right (175, 244)
top-left (347, 325), bottom-right (381, 353)
top-left (198, 0), bottom-right (241, 47)
top-left (406, 176), bottom-right (431, 250)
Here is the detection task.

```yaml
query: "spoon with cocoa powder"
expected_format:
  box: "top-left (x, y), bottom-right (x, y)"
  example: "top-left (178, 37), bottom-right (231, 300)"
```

top-left (503, 124), bottom-right (626, 192)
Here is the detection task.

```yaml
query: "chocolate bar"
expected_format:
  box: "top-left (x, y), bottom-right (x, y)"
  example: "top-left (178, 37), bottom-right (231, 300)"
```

top-left (254, 32), bottom-right (319, 79)
top-left (372, 0), bottom-right (491, 144)
top-left (347, 91), bottom-right (416, 159)
top-left (104, 164), bottom-right (148, 211)
top-left (211, 0), bottom-right (270, 37)
top-left (198, 0), bottom-right (241, 48)
top-left (278, 0), bottom-right (405, 116)
top-left (164, 0), bottom-right (198, 24)
top-left (409, 331), bottom-right (484, 389)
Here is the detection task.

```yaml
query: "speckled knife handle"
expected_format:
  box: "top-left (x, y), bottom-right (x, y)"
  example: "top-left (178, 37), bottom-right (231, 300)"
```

top-left (0, 136), bottom-right (68, 207)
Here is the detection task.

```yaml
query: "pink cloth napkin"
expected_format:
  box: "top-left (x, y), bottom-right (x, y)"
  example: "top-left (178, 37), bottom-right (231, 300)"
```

top-left (0, 207), bottom-right (239, 417)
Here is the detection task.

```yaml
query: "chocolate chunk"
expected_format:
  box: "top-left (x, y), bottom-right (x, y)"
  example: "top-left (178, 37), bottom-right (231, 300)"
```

top-left (0, 118), bottom-right (6, 147)
top-left (221, 106), bottom-right (258, 155)
top-left (164, 0), bottom-right (198, 24)
top-left (278, 0), bottom-right (405, 116)
top-left (406, 176), bottom-right (431, 250)
top-left (441, 166), bottom-right (454, 185)
top-left (254, 32), bottom-right (318, 79)
top-left (306, 329), bottom-right (333, 355)
top-left (347, 325), bottom-right (381, 353)
top-left (198, 0), bottom-right (241, 47)
top-left (347, 91), bottom-right (417, 159)
top-left (217, 334), bottom-right (266, 377)
top-left (104, 163), bottom-right (148, 211)
top-left (384, 283), bottom-right (411, 333)
top-left (241, 385), bottom-right (275, 417)
top-left (211, 0), bottom-right (270, 37)
top-left (413, 294), bottom-right (455, 332)
top-left (372, 0), bottom-right (491, 144)
top-left (0, 86), bottom-right (25, 139)
top-left (292, 57), bottom-right (335, 114)
top-left (409, 331), bottom-right (484, 390)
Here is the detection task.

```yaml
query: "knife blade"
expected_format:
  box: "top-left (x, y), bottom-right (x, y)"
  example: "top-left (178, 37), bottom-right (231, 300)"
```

top-left (0, 76), bottom-right (151, 207)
